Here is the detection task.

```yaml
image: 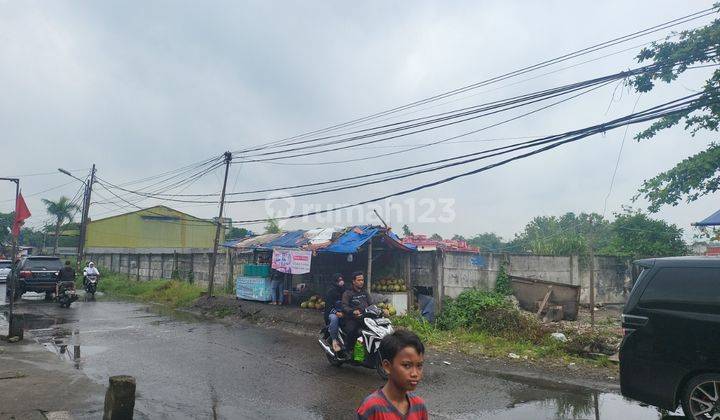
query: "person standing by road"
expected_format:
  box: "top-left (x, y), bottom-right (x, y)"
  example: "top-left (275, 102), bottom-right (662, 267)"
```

top-left (356, 330), bottom-right (428, 420)
top-left (269, 270), bottom-right (284, 305)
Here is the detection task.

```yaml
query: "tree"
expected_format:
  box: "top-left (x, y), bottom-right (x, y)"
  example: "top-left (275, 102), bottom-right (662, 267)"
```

top-left (467, 233), bottom-right (505, 251)
top-left (264, 219), bottom-right (281, 234)
top-left (42, 196), bottom-right (80, 255)
top-left (509, 212), bottom-right (611, 255)
top-left (429, 233), bottom-right (443, 241)
top-left (629, 17), bottom-right (720, 212)
top-left (228, 227), bottom-right (250, 239)
top-left (602, 208), bottom-right (688, 258)
top-left (19, 227), bottom-right (46, 250)
top-left (0, 211), bottom-right (12, 245)
top-left (451, 234), bottom-right (466, 241)
top-left (401, 224), bottom-right (413, 237)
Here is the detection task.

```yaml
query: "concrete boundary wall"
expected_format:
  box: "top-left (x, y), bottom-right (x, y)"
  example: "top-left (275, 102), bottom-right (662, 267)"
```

top-left (412, 251), bottom-right (631, 305)
top-left (88, 248), bottom-right (631, 304)
top-left (85, 248), bottom-right (252, 290)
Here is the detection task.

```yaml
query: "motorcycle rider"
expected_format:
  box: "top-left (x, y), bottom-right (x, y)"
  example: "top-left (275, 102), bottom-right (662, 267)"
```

top-left (324, 273), bottom-right (345, 353)
top-left (341, 271), bottom-right (373, 352)
top-left (58, 260), bottom-right (76, 282)
top-left (83, 261), bottom-right (100, 286)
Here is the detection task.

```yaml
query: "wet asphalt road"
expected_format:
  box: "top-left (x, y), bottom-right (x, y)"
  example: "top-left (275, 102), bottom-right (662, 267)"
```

top-left (1, 285), bottom-right (682, 419)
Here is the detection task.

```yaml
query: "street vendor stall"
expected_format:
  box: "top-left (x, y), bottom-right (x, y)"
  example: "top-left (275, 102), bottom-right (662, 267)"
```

top-left (316, 225), bottom-right (415, 315)
top-left (225, 225), bottom-right (416, 315)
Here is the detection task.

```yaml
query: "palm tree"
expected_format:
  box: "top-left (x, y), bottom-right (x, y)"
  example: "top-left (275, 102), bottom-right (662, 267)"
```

top-left (42, 196), bottom-right (80, 255)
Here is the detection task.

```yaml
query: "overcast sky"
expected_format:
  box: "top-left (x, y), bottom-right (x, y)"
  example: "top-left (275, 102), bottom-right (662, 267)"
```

top-left (1, 0), bottom-right (717, 242)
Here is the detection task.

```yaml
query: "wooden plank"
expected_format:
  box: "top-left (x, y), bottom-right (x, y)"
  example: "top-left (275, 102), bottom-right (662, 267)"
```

top-left (536, 286), bottom-right (553, 317)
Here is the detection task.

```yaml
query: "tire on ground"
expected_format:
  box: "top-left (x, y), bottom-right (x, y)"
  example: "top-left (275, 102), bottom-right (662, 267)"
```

top-left (681, 372), bottom-right (720, 419)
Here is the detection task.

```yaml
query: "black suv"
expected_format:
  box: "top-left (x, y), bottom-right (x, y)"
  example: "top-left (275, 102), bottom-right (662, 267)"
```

top-left (7, 256), bottom-right (65, 300)
top-left (620, 256), bottom-right (720, 418)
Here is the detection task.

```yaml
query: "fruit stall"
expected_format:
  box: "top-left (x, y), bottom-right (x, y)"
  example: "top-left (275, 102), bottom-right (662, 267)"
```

top-left (226, 225), bottom-right (416, 314)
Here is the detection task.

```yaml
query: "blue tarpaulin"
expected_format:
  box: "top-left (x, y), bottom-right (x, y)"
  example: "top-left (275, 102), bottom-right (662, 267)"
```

top-left (321, 226), bottom-right (380, 253)
top-left (260, 230), bottom-right (309, 250)
top-left (695, 209), bottom-right (720, 227)
top-left (221, 238), bottom-right (244, 248)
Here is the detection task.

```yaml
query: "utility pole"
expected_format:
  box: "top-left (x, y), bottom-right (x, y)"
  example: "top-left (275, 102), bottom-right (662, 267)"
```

top-left (59, 165), bottom-right (95, 267)
top-left (77, 164), bottom-right (96, 265)
top-left (588, 222), bottom-right (596, 329)
top-left (207, 152), bottom-right (232, 298)
top-left (1, 177), bottom-right (20, 338)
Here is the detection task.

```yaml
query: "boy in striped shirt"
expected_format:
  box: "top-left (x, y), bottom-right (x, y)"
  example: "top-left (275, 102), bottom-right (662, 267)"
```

top-left (356, 330), bottom-right (428, 420)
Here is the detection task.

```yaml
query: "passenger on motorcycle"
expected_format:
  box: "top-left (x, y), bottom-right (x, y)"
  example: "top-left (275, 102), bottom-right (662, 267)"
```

top-left (341, 271), bottom-right (373, 352)
top-left (324, 273), bottom-right (345, 353)
top-left (83, 261), bottom-right (100, 286)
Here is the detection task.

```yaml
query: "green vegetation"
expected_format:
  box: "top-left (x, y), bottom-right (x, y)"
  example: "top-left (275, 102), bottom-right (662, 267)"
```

top-left (467, 232), bottom-right (505, 252)
top-left (604, 208), bottom-right (688, 258)
top-left (264, 219), bottom-right (281, 234)
top-left (98, 274), bottom-right (204, 308)
top-left (502, 210), bottom-right (687, 258)
top-left (628, 15), bottom-right (720, 212)
top-left (436, 290), bottom-right (543, 341)
top-left (494, 262), bottom-right (513, 296)
top-left (394, 289), bottom-right (619, 369)
top-left (42, 196), bottom-right (81, 255)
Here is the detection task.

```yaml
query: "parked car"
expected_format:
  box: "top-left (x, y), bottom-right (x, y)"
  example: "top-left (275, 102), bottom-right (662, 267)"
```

top-left (620, 256), bottom-right (720, 418)
top-left (8, 256), bottom-right (64, 300)
top-left (0, 259), bottom-right (11, 283)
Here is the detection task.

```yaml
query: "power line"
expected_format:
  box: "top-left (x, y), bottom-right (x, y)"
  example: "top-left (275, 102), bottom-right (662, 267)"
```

top-left (95, 80), bottom-right (616, 203)
top-left (228, 91), bottom-right (715, 225)
top-left (97, 61), bottom-right (714, 202)
top-left (5, 168), bottom-right (91, 178)
top-left (232, 7), bottom-right (718, 155)
top-left (233, 65), bottom-right (666, 163)
top-left (603, 93), bottom-right (642, 217)
top-left (231, 57), bottom-right (715, 166)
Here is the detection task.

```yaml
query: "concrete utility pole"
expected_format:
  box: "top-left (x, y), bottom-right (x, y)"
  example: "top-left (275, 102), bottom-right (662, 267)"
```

top-left (207, 152), bottom-right (232, 298)
top-left (588, 222), bottom-right (596, 329)
top-left (0, 177), bottom-right (20, 338)
top-left (78, 164), bottom-right (96, 264)
top-left (59, 165), bottom-right (95, 264)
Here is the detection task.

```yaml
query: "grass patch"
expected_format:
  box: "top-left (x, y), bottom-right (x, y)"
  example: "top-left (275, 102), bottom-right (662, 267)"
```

top-left (393, 288), bottom-right (621, 371)
top-left (394, 312), bottom-right (610, 369)
top-left (98, 274), bottom-right (204, 308)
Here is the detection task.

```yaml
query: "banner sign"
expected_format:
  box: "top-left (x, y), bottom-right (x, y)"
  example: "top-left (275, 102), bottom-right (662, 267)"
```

top-left (271, 249), bottom-right (312, 274)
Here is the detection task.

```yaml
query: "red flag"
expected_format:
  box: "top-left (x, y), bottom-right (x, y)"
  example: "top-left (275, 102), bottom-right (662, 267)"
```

top-left (11, 192), bottom-right (31, 238)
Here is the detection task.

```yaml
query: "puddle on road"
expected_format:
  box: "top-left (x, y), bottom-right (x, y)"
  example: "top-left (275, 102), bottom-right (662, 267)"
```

top-left (451, 391), bottom-right (683, 419)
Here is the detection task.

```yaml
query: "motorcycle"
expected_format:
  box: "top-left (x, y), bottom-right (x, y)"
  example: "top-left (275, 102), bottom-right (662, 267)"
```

top-left (56, 281), bottom-right (78, 308)
top-left (84, 274), bottom-right (98, 297)
top-left (318, 305), bottom-right (393, 379)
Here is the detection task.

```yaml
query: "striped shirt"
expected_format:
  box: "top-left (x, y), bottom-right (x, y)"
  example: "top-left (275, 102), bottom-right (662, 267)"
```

top-left (356, 389), bottom-right (429, 420)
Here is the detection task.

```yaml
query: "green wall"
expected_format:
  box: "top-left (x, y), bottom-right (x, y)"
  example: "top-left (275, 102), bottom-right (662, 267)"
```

top-left (86, 206), bottom-right (221, 249)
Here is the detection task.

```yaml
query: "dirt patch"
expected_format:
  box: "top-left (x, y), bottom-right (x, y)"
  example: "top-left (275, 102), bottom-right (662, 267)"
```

top-left (192, 296), bottom-right (325, 334)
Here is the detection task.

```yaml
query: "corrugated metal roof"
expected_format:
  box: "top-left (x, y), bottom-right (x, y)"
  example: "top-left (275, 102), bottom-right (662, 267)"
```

top-left (230, 233), bottom-right (284, 250)
top-left (261, 230), bottom-right (308, 249)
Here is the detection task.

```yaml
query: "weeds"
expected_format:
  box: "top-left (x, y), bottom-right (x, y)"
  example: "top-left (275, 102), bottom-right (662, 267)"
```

top-left (98, 274), bottom-right (203, 308)
top-left (395, 288), bottom-right (620, 370)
